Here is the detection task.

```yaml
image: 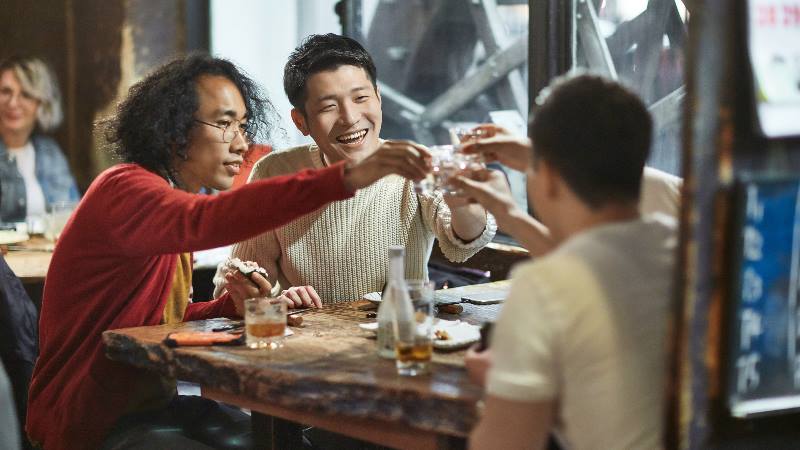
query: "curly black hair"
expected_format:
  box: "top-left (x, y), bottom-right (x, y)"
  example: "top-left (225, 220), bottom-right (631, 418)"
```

top-left (106, 53), bottom-right (279, 180)
top-left (284, 33), bottom-right (377, 113)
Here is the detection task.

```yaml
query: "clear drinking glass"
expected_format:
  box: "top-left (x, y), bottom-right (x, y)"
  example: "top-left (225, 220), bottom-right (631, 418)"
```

top-left (414, 145), bottom-right (485, 196)
top-left (26, 214), bottom-right (46, 236)
top-left (45, 201), bottom-right (77, 242)
top-left (245, 297), bottom-right (287, 349)
top-left (414, 146), bottom-right (450, 196)
top-left (394, 279), bottom-right (435, 376)
top-left (448, 126), bottom-right (487, 146)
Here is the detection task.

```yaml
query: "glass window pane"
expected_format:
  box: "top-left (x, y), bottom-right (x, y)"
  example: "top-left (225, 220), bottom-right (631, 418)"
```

top-left (574, 0), bottom-right (688, 175)
top-left (349, 0), bottom-right (531, 218)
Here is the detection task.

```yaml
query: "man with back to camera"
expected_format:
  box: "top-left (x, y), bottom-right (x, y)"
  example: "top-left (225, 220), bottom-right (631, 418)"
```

top-left (452, 74), bottom-right (677, 450)
top-left (214, 33), bottom-right (496, 306)
top-left (25, 53), bottom-right (430, 450)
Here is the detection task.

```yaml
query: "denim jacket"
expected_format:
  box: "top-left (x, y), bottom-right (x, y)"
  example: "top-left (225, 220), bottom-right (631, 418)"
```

top-left (0, 135), bottom-right (80, 223)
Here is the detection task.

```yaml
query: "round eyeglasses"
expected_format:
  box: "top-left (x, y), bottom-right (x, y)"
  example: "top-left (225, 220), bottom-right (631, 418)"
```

top-left (194, 118), bottom-right (252, 143)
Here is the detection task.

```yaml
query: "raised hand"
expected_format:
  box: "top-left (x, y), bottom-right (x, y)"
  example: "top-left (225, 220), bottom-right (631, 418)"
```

top-left (460, 124), bottom-right (531, 172)
top-left (450, 169), bottom-right (554, 256)
top-left (449, 169), bottom-right (520, 224)
top-left (342, 140), bottom-right (431, 191)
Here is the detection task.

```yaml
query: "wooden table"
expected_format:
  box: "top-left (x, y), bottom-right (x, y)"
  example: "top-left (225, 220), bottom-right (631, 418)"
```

top-left (103, 281), bottom-right (510, 450)
top-left (3, 237), bottom-right (53, 283)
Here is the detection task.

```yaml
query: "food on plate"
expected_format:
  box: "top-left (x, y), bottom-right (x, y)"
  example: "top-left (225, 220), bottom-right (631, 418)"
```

top-left (434, 329), bottom-right (451, 341)
top-left (437, 304), bottom-right (464, 314)
top-left (287, 314), bottom-right (303, 327)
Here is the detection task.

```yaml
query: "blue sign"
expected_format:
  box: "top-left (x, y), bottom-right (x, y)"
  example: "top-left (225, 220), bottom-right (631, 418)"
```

top-left (728, 177), bottom-right (800, 417)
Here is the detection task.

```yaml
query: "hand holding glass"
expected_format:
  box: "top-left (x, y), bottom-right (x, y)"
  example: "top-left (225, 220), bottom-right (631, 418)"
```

top-left (414, 145), bottom-right (483, 196)
top-left (245, 297), bottom-right (287, 349)
top-left (448, 127), bottom-right (488, 146)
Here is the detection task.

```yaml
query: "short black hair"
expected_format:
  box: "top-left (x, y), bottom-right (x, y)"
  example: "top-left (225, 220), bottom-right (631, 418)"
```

top-left (106, 53), bottom-right (279, 180)
top-left (283, 33), bottom-right (377, 112)
top-left (530, 74), bottom-right (652, 209)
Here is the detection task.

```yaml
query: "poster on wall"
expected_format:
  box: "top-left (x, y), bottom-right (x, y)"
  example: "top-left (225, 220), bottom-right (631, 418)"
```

top-left (728, 176), bottom-right (800, 417)
top-left (748, 0), bottom-right (800, 138)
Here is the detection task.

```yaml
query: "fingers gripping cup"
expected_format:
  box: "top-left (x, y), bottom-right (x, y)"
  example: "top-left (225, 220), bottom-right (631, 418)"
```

top-left (245, 297), bottom-right (287, 349)
top-left (448, 127), bottom-right (488, 146)
top-left (414, 145), bottom-right (483, 196)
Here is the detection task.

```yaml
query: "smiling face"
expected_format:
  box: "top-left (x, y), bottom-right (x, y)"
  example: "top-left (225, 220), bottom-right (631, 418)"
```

top-left (174, 75), bottom-right (249, 192)
top-left (0, 70), bottom-right (40, 142)
top-left (291, 65), bottom-right (381, 164)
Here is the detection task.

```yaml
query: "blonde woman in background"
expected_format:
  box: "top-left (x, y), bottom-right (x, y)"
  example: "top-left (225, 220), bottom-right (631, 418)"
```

top-left (0, 56), bottom-right (79, 225)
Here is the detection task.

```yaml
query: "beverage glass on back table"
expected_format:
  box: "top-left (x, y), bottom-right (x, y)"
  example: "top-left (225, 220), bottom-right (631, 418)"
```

top-left (45, 201), bottom-right (77, 242)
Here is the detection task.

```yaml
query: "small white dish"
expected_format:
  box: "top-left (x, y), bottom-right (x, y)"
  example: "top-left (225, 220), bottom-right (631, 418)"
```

top-left (362, 292), bottom-right (382, 304)
top-left (432, 320), bottom-right (481, 350)
top-left (358, 322), bottom-right (378, 332)
top-left (357, 319), bottom-right (480, 350)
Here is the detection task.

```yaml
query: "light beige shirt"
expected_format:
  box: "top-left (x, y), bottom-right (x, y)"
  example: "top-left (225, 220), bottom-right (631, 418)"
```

top-left (640, 166), bottom-right (682, 218)
top-left (488, 215), bottom-right (676, 450)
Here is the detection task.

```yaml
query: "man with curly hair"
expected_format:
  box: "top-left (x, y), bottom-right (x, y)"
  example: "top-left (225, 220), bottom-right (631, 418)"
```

top-left (25, 54), bottom-right (430, 450)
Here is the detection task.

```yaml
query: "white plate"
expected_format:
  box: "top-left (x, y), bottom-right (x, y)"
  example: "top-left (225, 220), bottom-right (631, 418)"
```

top-left (0, 230), bottom-right (29, 245)
top-left (357, 319), bottom-right (480, 350)
top-left (362, 292), bottom-right (382, 304)
top-left (358, 322), bottom-right (379, 332)
top-left (431, 320), bottom-right (481, 350)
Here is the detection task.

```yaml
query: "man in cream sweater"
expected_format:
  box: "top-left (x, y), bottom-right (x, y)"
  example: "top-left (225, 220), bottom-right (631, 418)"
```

top-left (215, 34), bottom-right (496, 305)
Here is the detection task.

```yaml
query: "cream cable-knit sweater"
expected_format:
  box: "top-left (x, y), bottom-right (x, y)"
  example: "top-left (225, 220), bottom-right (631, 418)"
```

top-left (214, 143), bottom-right (497, 303)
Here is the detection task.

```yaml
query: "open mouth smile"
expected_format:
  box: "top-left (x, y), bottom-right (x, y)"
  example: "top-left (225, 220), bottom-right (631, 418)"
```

top-left (336, 129), bottom-right (367, 145)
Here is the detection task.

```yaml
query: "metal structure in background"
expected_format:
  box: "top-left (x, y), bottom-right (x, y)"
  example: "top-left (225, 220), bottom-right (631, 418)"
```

top-left (341, 0), bottom-right (686, 175)
top-left (343, 0), bottom-right (529, 145)
top-left (574, 0), bottom-right (688, 175)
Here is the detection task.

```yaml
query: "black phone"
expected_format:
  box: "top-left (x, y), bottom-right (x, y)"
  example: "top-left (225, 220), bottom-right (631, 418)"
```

top-left (477, 322), bottom-right (494, 351)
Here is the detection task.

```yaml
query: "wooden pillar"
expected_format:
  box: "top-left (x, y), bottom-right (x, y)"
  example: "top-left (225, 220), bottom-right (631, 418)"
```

top-left (672, 0), bottom-right (800, 448)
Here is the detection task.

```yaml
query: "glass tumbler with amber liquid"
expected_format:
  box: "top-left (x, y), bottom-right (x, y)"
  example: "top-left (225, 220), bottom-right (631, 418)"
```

top-left (245, 297), bottom-right (287, 349)
top-left (393, 280), bottom-right (435, 376)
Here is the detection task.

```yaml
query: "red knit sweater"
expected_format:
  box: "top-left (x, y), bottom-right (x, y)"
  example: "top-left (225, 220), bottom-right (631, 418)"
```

top-left (26, 163), bottom-right (352, 450)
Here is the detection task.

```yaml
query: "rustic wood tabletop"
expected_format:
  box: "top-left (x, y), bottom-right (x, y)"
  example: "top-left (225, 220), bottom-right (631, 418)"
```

top-left (103, 281), bottom-right (510, 448)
